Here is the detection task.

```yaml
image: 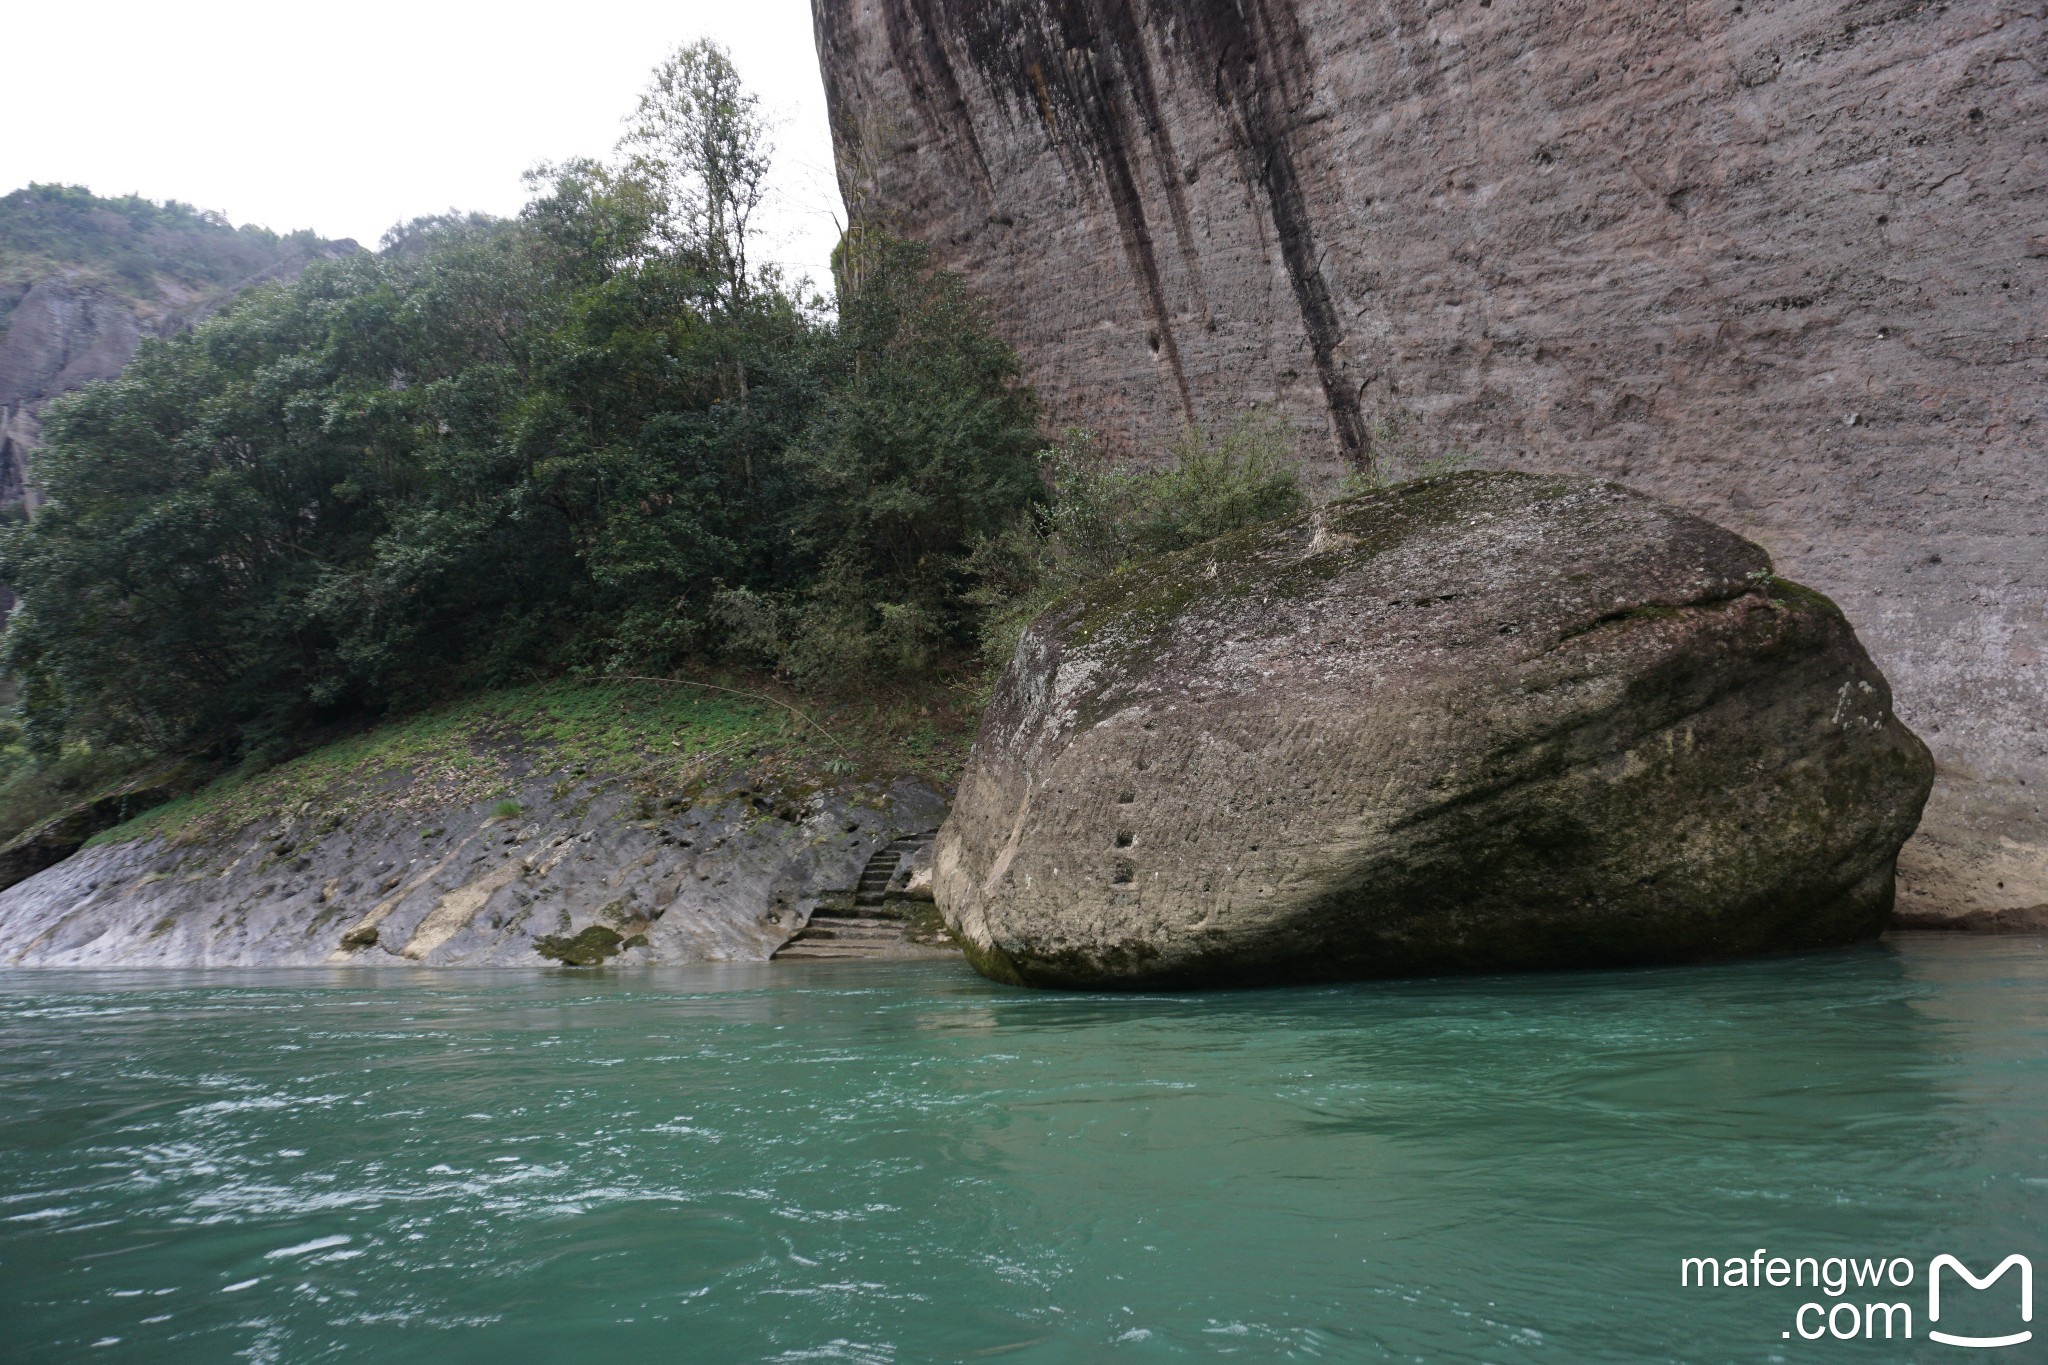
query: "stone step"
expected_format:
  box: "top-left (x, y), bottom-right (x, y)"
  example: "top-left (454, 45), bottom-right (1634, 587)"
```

top-left (773, 832), bottom-right (944, 962)
top-left (774, 947), bottom-right (894, 960)
top-left (787, 934), bottom-right (895, 946)
top-left (797, 928), bottom-right (902, 942)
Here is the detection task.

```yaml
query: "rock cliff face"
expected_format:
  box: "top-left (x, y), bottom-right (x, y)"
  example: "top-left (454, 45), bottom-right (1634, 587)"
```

top-left (0, 278), bottom-right (143, 516)
top-left (0, 241), bottom-right (358, 516)
top-left (814, 0), bottom-right (2047, 922)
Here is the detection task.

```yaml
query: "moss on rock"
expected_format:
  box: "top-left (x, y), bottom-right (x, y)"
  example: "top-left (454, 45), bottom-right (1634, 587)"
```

top-left (937, 471), bottom-right (1935, 989)
top-left (534, 925), bottom-right (628, 966)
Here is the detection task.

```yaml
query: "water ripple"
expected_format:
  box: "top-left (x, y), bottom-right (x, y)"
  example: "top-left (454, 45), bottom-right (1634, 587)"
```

top-left (2, 943), bottom-right (2046, 1361)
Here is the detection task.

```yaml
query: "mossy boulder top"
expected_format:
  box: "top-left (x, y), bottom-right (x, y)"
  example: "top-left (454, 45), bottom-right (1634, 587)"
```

top-left (935, 470), bottom-right (1934, 989)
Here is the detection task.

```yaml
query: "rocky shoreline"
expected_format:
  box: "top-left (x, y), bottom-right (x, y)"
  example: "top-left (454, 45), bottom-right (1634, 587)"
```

top-left (0, 767), bottom-right (947, 968)
top-left (0, 676), bottom-right (968, 968)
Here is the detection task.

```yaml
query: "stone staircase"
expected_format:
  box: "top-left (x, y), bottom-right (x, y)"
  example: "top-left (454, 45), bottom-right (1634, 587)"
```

top-left (773, 831), bottom-right (954, 961)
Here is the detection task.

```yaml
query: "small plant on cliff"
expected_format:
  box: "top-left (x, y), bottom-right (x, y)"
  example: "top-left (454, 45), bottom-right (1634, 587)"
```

top-left (1332, 408), bottom-right (1479, 497)
top-left (1146, 411), bottom-right (1306, 550)
top-left (966, 412), bottom-right (1306, 668)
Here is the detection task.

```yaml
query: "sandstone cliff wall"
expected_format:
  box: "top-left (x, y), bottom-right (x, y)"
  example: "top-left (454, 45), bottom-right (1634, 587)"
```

top-left (0, 277), bottom-right (149, 516)
top-left (814, 0), bottom-right (2047, 920)
top-left (0, 241), bottom-right (358, 515)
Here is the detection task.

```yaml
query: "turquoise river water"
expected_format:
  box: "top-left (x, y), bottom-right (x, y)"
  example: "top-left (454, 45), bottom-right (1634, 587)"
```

top-left (4, 937), bottom-right (2046, 1363)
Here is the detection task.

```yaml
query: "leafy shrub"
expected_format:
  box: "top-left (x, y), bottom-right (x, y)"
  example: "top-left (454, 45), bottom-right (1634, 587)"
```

top-left (967, 411), bottom-right (1307, 669)
top-left (1143, 411), bottom-right (1306, 551)
top-left (0, 739), bottom-right (155, 847)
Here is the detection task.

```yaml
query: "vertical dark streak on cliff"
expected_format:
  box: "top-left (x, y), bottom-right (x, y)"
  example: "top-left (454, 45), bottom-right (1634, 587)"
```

top-left (939, 0), bottom-right (1201, 422)
top-left (1179, 0), bottom-right (1370, 466)
top-left (877, 0), bottom-right (1000, 203)
top-left (1084, 1), bottom-right (1216, 333)
top-left (1093, 120), bottom-right (1203, 421)
top-left (1040, 38), bottom-right (1198, 420)
top-left (864, 0), bottom-right (1368, 465)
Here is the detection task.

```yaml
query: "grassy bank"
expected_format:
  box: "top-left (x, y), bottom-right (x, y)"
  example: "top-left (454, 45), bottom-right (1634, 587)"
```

top-left (86, 673), bottom-right (979, 852)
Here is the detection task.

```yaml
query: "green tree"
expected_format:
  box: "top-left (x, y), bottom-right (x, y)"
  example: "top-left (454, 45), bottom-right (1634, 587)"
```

top-left (1, 270), bottom-right (396, 756)
top-left (615, 40), bottom-right (772, 305)
top-left (0, 52), bottom-right (1050, 765)
top-left (779, 236), bottom-right (1041, 681)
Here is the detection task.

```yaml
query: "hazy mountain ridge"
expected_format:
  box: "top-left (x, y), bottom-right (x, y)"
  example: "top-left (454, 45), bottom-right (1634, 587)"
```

top-left (0, 184), bottom-right (358, 514)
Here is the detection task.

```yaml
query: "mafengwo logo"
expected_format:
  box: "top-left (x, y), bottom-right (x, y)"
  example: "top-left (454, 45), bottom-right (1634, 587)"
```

top-left (1681, 1251), bottom-right (2032, 1347)
top-left (1929, 1256), bottom-right (2033, 1349)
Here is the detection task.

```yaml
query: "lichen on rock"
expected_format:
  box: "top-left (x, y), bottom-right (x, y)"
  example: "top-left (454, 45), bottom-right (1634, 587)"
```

top-left (936, 471), bottom-right (1935, 989)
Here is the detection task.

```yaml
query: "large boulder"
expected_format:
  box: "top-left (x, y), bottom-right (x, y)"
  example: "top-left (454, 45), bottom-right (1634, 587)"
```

top-left (936, 471), bottom-right (1934, 988)
top-left (817, 0), bottom-right (2046, 928)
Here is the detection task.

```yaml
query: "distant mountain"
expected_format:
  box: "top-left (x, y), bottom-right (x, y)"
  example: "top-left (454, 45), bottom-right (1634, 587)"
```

top-left (0, 184), bottom-right (359, 513)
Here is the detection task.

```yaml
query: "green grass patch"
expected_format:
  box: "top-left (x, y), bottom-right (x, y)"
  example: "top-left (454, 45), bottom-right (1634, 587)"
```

top-left (86, 672), bottom-right (977, 852)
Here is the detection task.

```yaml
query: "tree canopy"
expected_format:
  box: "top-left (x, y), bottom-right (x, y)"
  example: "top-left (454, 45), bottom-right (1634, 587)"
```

top-left (0, 47), bottom-right (1042, 762)
top-left (0, 42), bottom-right (1317, 779)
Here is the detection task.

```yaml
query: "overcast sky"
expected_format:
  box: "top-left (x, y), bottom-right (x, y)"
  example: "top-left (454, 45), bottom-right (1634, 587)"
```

top-left (1, 0), bottom-right (846, 288)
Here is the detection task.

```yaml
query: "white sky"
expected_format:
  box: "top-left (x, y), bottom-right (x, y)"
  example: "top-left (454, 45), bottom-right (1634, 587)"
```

top-left (0, 0), bottom-right (846, 289)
